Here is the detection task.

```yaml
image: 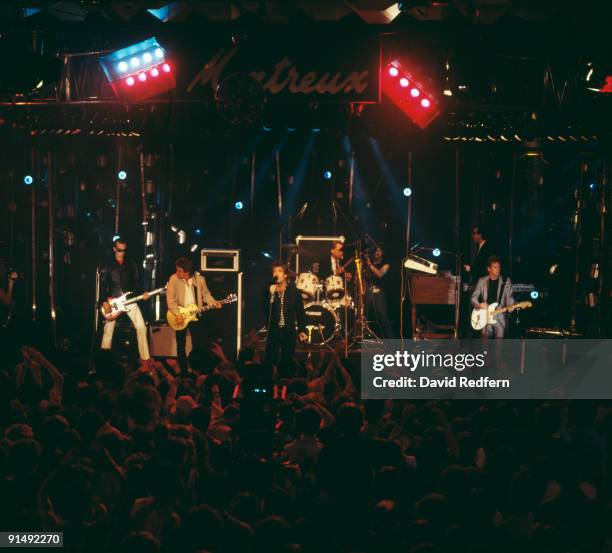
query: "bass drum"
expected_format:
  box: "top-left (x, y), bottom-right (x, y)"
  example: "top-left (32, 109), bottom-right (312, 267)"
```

top-left (302, 302), bottom-right (339, 345)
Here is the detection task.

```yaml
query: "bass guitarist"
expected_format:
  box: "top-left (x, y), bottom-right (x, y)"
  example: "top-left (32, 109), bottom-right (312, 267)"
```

top-left (166, 256), bottom-right (221, 373)
top-left (470, 255), bottom-right (515, 338)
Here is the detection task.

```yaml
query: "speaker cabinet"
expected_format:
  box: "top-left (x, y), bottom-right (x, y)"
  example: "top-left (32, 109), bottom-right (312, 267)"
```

top-left (149, 322), bottom-right (192, 358)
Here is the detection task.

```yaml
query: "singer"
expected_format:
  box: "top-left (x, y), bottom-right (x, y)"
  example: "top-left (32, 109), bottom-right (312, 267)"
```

top-left (264, 262), bottom-right (307, 367)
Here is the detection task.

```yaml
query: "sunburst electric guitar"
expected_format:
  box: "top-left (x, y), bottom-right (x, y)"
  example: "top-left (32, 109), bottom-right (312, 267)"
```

top-left (101, 286), bottom-right (167, 321)
top-left (167, 293), bottom-right (238, 331)
top-left (470, 301), bottom-right (532, 331)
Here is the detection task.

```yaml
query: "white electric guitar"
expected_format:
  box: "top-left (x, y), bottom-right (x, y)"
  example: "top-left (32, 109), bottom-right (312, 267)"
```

top-left (101, 286), bottom-right (167, 321)
top-left (470, 301), bottom-right (532, 331)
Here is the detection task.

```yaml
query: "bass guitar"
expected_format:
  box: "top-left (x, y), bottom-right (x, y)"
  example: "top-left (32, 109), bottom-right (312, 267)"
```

top-left (101, 286), bottom-right (167, 321)
top-left (470, 301), bottom-right (532, 331)
top-left (166, 293), bottom-right (238, 331)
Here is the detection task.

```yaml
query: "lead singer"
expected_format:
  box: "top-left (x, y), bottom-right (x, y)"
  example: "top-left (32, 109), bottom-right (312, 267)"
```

top-left (264, 262), bottom-right (308, 367)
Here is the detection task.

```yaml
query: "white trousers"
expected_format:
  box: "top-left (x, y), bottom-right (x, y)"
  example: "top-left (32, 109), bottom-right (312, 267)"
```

top-left (101, 304), bottom-right (150, 360)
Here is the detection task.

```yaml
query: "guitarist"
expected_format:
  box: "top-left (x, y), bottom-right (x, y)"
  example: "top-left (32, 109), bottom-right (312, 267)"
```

top-left (100, 238), bottom-right (151, 363)
top-left (470, 255), bottom-right (515, 338)
top-left (166, 257), bottom-right (221, 373)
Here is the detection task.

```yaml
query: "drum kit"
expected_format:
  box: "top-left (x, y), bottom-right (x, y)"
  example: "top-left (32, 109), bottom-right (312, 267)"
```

top-left (296, 271), bottom-right (355, 346)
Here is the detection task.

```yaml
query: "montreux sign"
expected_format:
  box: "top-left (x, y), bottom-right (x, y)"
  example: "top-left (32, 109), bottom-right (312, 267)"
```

top-left (178, 32), bottom-right (380, 103)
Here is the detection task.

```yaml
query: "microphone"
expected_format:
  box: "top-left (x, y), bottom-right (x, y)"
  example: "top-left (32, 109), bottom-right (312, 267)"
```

top-left (410, 243), bottom-right (421, 252)
top-left (297, 202), bottom-right (308, 218)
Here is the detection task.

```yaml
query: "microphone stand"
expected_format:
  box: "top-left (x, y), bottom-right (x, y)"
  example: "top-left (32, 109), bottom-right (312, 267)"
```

top-left (414, 247), bottom-right (462, 339)
top-left (278, 203), bottom-right (308, 263)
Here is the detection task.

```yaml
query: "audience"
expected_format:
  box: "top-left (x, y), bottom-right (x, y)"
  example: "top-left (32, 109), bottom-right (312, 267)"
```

top-left (0, 336), bottom-right (610, 553)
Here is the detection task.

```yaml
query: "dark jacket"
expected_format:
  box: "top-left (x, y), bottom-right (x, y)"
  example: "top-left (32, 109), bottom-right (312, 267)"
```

top-left (470, 241), bottom-right (492, 282)
top-left (264, 282), bottom-right (306, 335)
top-left (99, 258), bottom-right (142, 301)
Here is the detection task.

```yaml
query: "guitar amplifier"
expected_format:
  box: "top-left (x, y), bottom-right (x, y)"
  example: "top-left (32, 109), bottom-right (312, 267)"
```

top-left (200, 249), bottom-right (243, 360)
top-left (149, 322), bottom-right (192, 358)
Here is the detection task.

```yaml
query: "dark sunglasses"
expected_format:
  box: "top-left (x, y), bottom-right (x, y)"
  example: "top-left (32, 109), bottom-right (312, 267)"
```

top-left (115, 247), bottom-right (127, 252)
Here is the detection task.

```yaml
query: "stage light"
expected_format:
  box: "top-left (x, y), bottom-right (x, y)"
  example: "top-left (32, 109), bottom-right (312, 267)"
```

top-left (389, 66), bottom-right (399, 77)
top-left (262, 251), bottom-right (273, 259)
top-left (117, 170), bottom-right (127, 180)
top-left (262, 126), bottom-right (272, 132)
top-left (403, 187), bottom-right (412, 197)
top-left (410, 88), bottom-right (420, 97)
top-left (146, 253), bottom-right (155, 259)
top-left (170, 225), bottom-right (178, 232)
top-left (312, 128), bottom-right (321, 132)
top-left (530, 290), bottom-right (539, 300)
top-left (323, 170), bottom-right (332, 180)
top-left (589, 183), bottom-right (596, 190)
top-left (234, 201), bottom-right (244, 210)
top-left (549, 264), bottom-right (558, 275)
top-left (178, 230), bottom-right (187, 244)
top-left (190, 244), bottom-right (199, 253)
top-left (194, 228), bottom-right (202, 236)
top-left (400, 77), bottom-right (409, 87)
top-left (23, 175), bottom-right (33, 185)
top-left (99, 38), bottom-right (175, 101)
top-left (432, 248), bottom-right (441, 257)
top-left (443, 89), bottom-right (453, 96)
top-left (421, 98), bottom-right (431, 108)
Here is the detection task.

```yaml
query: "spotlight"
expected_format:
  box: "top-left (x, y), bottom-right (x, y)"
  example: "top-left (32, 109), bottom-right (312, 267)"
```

top-left (190, 244), bottom-right (199, 253)
top-left (23, 175), bottom-right (33, 185)
top-left (155, 48), bottom-right (163, 59)
top-left (410, 88), bottom-right (420, 97)
top-left (443, 89), bottom-right (453, 96)
top-left (421, 98), bottom-right (431, 108)
top-left (150, 67), bottom-right (159, 77)
top-left (138, 72), bottom-right (147, 82)
top-left (194, 228), bottom-right (202, 236)
top-left (389, 66), bottom-right (399, 77)
top-left (162, 63), bottom-right (171, 73)
top-left (118, 61), bottom-right (128, 72)
top-left (143, 52), bottom-right (152, 63)
top-left (530, 290), bottom-right (539, 300)
top-left (400, 77), bottom-right (409, 87)
top-left (589, 183), bottom-right (596, 190)
top-left (549, 264), bottom-right (558, 275)
top-left (234, 201), bottom-right (244, 210)
top-left (126, 77), bottom-right (135, 86)
top-left (170, 225), bottom-right (178, 232)
top-left (432, 248), bottom-right (441, 257)
top-left (403, 187), bottom-right (412, 197)
top-left (262, 251), bottom-right (273, 259)
top-left (117, 170), bottom-right (127, 180)
top-left (177, 230), bottom-right (186, 244)
top-left (323, 170), bottom-right (332, 180)
top-left (130, 57), bottom-right (140, 68)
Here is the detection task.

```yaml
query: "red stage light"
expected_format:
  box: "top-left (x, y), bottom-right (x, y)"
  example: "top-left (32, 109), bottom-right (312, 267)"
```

top-left (162, 63), bottom-right (171, 73)
top-left (138, 72), bottom-right (147, 82)
top-left (150, 67), bottom-right (159, 77)
top-left (126, 76), bottom-right (135, 86)
top-left (381, 61), bottom-right (441, 129)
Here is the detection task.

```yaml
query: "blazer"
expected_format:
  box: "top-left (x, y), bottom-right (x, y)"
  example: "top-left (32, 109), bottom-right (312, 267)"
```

top-left (470, 241), bottom-right (492, 282)
top-left (166, 272), bottom-right (216, 315)
top-left (264, 282), bottom-right (307, 335)
top-left (470, 275), bottom-right (514, 309)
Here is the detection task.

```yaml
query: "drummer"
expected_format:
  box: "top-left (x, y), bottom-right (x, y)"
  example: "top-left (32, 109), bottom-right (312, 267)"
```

top-left (322, 241), bottom-right (352, 281)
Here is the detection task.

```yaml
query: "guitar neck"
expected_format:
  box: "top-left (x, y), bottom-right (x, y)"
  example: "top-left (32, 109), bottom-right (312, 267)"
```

top-left (199, 297), bottom-right (233, 313)
top-left (124, 287), bottom-right (165, 307)
top-left (491, 303), bottom-right (523, 316)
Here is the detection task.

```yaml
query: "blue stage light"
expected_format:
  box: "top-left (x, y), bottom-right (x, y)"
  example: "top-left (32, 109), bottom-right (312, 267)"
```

top-left (117, 170), bottom-right (127, 180)
top-left (530, 290), bottom-right (539, 300)
top-left (235, 201), bottom-right (244, 210)
top-left (323, 170), bottom-right (332, 180)
top-left (432, 248), bottom-right (441, 257)
top-left (23, 175), bottom-right (33, 185)
top-left (403, 187), bottom-right (412, 197)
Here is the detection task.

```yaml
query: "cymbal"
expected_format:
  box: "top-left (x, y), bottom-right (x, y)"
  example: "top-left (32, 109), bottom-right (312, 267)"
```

top-left (281, 244), bottom-right (313, 257)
